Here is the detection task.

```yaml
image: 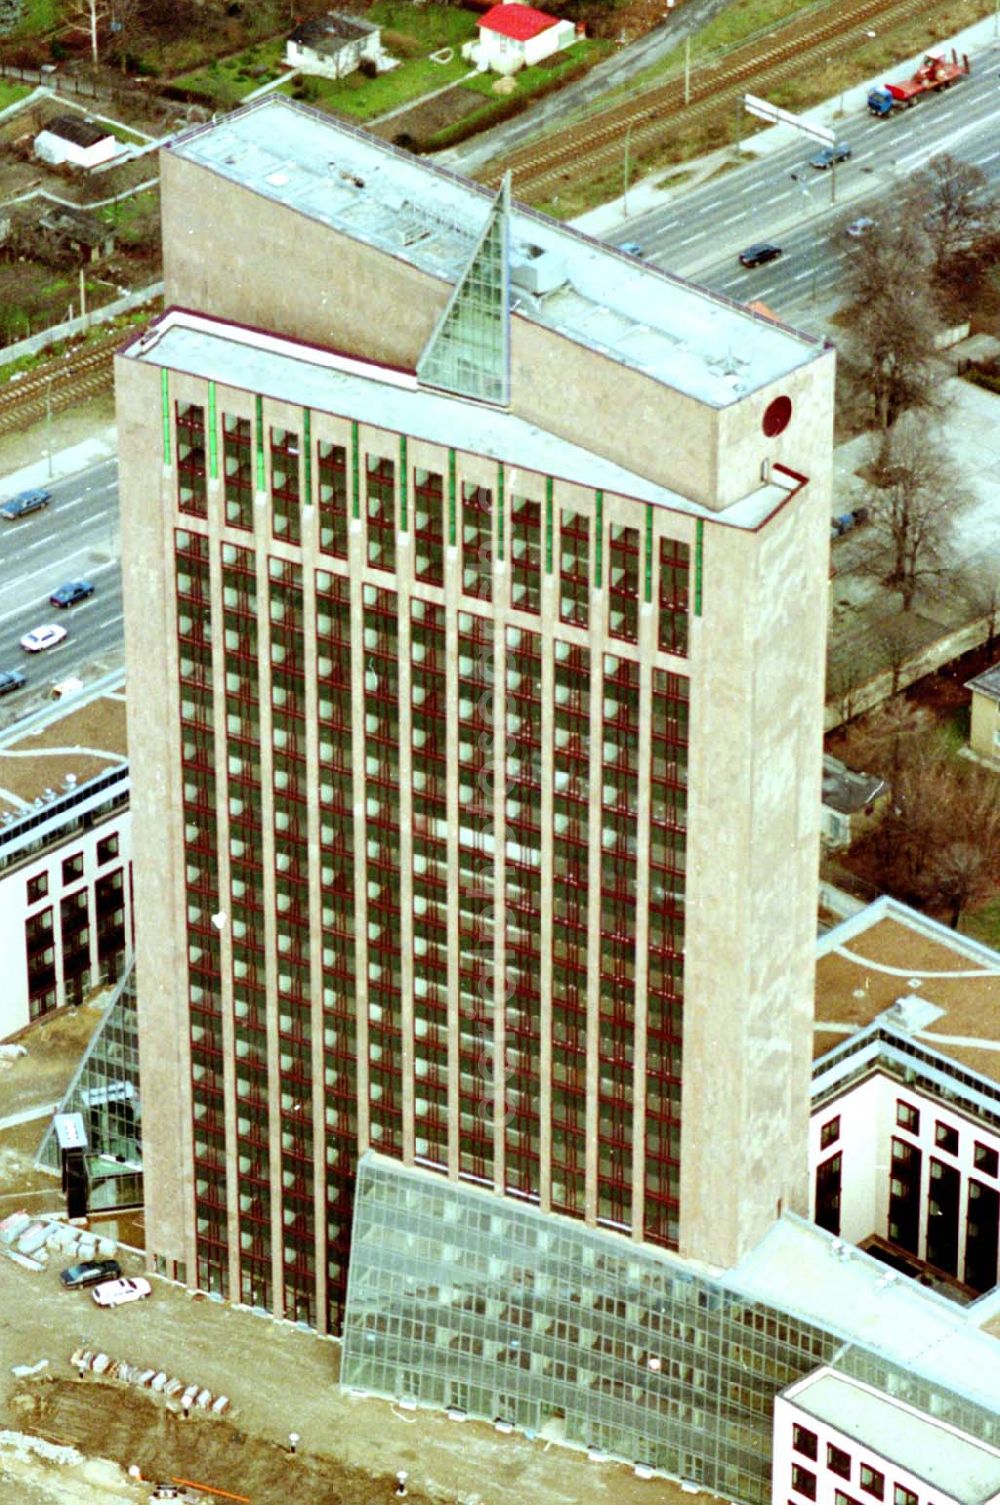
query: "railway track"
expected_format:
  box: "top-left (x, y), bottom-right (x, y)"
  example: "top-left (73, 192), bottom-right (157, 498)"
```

top-left (0, 328), bottom-right (124, 437)
top-left (479, 0), bottom-right (957, 198)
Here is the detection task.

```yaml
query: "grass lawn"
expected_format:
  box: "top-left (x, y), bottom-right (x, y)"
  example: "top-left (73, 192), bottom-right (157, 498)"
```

top-left (368, 1), bottom-right (478, 49)
top-left (961, 896), bottom-right (1000, 950)
top-left (286, 52), bottom-right (470, 120)
top-left (174, 37), bottom-right (288, 107)
top-left (0, 81), bottom-right (31, 111)
top-left (13, 0), bottom-right (60, 34)
top-left (426, 40), bottom-right (609, 150)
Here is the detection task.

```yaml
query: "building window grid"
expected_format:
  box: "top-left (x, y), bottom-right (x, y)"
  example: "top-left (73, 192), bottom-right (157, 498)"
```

top-left (551, 640), bottom-right (590, 1219)
top-left (413, 469), bottom-right (445, 587)
top-left (364, 585), bottom-right (403, 1158)
top-left (559, 509), bottom-right (589, 628)
top-left (504, 625), bottom-right (543, 1199)
top-left (270, 427), bottom-right (301, 546)
top-left (456, 611), bottom-right (495, 1184)
top-left (608, 525), bottom-right (640, 644)
top-left (315, 568), bottom-right (358, 1332)
top-left (644, 668), bottom-right (688, 1248)
top-left (461, 483), bottom-right (492, 601)
top-left (366, 454), bottom-right (396, 573)
top-left (597, 654), bottom-right (640, 1230)
top-left (510, 496), bottom-right (542, 615)
top-left (223, 414), bottom-right (254, 533)
top-left (658, 537), bottom-right (690, 657)
top-left (176, 529), bottom-right (225, 1296)
top-left (317, 441), bottom-right (349, 559)
top-left (411, 597), bottom-right (450, 1169)
top-left (176, 402), bottom-right (207, 518)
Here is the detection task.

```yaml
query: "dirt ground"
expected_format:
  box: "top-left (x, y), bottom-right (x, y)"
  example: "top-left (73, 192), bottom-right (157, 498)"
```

top-left (0, 1242), bottom-right (711, 1505)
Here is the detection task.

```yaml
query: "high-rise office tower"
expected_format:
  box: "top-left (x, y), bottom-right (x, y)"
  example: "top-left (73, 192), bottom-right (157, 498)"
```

top-left (118, 97), bottom-right (833, 1335)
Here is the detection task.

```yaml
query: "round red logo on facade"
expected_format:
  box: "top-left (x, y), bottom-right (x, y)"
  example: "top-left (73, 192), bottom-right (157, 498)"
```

top-left (762, 396), bottom-right (792, 437)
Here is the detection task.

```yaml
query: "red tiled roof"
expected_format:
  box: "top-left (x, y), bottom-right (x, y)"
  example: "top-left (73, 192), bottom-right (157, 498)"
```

top-left (479, 3), bottom-right (560, 40)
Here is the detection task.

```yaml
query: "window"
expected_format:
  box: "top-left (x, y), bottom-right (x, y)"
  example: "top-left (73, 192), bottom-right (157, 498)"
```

top-left (176, 401), bottom-right (207, 518)
top-left (27, 872), bottom-right (48, 905)
top-left (461, 482), bottom-right (492, 600)
top-left (974, 1141), bottom-right (999, 1178)
top-left (894, 1487), bottom-right (917, 1505)
top-left (366, 454), bottom-right (395, 572)
top-left (658, 536), bottom-right (690, 655)
top-left (608, 523), bottom-right (639, 642)
top-left (895, 1100), bottom-right (919, 1135)
top-left (559, 509), bottom-right (589, 627)
top-left (97, 832), bottom-right (120, 866)
top-left (934, 1120), bottom-right (959, 1156)
top-left (223, 413), bottom-right (254, 532)
top-left (828, 1443), bottom-right (852, 1479)
top-left (820, 1116), bottom-right (840, 1151)
top-left (62, 852), bottom-right (84, 885)
top-left (860, 1463), bottom-right (884, 1499)
top-left (510, 496), bottom-right (542, 614)
top-left (792, 1424), bottom-right (818, 1461)
top-left (815, 1152), bottom-right (842, 1236)
top-left (413, 468), bottom-right (444, 586)
top-left (836, 1495), bottom-right (864, 1505)
top-left (791, 1464), bottom-right (817, 1501)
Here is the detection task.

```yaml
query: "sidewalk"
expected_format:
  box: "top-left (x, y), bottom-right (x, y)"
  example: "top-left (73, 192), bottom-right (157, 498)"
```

top-left (0, 400), bottom-right (117, 493)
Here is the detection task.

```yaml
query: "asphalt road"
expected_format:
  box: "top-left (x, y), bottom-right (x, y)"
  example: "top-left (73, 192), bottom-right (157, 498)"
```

top-left (622, 46), bottom-right (1000, 327)
top-left (0, 457), bottom-right (122, 733)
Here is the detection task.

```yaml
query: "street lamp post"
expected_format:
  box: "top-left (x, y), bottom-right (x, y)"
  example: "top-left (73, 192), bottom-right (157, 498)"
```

top-left (622, 124), bottom-right (632, 217)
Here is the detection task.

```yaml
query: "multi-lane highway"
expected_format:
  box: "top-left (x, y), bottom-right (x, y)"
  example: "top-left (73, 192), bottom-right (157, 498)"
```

top-left (0, 458), bottom-right (123, 732)
top-left (617, 43), bottom-right (1000, 327)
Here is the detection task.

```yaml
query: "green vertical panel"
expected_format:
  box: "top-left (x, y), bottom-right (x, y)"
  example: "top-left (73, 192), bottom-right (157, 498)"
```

top-left (352, 421), bottom-right (360, 521)
top-left (207, 381), bottom-right (218, 481)
top-left (448, 449), bottom-right (457, 548)
top-left (254, 393), bottom-right (265, 492)
top-left (496, 462), bottom-right (505, 562)
top-left (695, 519), bottom-right (704, 616)
top-left (399, 434), bottom-right (408, 532)
top-left (595, 490), bottom-right (604, 589)
top-left (545, 475), bottom-right (554, 575)
top-left (160, 368), bottom-right (170, 466)
top-left (302, 408), bottom-right (312, 508)
top-left (644, 504), bottom-right (653, 605)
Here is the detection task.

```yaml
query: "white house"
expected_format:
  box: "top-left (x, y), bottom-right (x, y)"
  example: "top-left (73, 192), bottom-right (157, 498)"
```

top-left (285, 13), bottom-right (383, 79)
top-left (33, 115), bottom-right (121, 170)
top-left (470, 3), bottom-right (578, 76)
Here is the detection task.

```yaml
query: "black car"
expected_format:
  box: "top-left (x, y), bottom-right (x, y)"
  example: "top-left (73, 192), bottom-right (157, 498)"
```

top-left (738, 242), bottom-right (783, 268)
top-left (0, 488), bottom-right (51, 521)
top-left (59, 1258), bottom-right (122, 1290)
top-left (811, 142), bottom-right (852, 169)
top-left (50, 580), bottom-right (95, 608)
top-left (0, 668), bottom-right (26, 697)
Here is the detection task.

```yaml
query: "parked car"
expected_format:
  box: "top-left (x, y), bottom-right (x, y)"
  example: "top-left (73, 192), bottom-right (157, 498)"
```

top-left (811, 142), bottom-right (852, 169)
top-left (60, 1258), bottom-right (122, 1290)
top-left (92, 1276), bottom-right (152, 1308)
top-left (0, 668), bottom-right (26, 697)
top-left (50, 580), bottom-right (94, 608)
top-left (846, 217), bottom-right (876, 238)
top-left (738, 242), bottom-right (783, 268)
top-left (0, 488), bottom-right (51, 521)
top-left (614, 241), bottom-right (645, 258)
top-left (21, 623), bottom-right (67, 653)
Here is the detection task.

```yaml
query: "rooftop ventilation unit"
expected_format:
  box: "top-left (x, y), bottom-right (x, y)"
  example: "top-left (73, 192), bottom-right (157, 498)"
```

top-left (511, 244), bottom-right (567, 296)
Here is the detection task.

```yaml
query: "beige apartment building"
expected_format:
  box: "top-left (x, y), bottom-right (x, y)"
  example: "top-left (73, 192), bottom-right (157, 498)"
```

top-left (116, 96), bottom-right (834, 1334)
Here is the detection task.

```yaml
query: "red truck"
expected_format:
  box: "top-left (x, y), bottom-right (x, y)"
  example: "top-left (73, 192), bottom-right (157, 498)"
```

top-left (868, 50), bottom-right (970, 116)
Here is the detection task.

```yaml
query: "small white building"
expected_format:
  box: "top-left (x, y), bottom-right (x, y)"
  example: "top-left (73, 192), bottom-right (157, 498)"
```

top-left (470, 3), bottom-right (578, 76)
top-left (285, 13), bottom-right (383, 79)
top-left (33, 115), bottom-right (121, 170)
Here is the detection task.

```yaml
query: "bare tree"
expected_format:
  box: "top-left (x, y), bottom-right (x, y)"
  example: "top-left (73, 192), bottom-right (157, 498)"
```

top-left (865, 423), bottom-right (966, 609)
top-left (902, 153), bottom-right (1000, 318)
top-left (852, 751), bottom-right (1000, 927)
top-left (839, 218), bottom-right (943, 431)
top-left (68, 0), bottom-right (108, 64)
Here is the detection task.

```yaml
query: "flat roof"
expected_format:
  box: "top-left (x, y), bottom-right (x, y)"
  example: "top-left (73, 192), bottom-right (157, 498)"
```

top-left (786, 1368), bottom-right (1000, 1503)
top-left (813, 897), bottom-right (1000, 1085)
top-left (125, 309), bottom-right (799, 529)
top-left (0, 689), bottom-right (127, 819)
top-left (730, 1214), bottom-right (1000, 1421)
top-left (166, 97), bottom-right (824, 410)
